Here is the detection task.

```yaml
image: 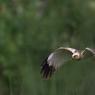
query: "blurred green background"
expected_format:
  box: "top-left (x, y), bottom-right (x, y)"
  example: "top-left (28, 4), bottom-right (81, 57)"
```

top-left (0, 0), bottom-right (95, 95)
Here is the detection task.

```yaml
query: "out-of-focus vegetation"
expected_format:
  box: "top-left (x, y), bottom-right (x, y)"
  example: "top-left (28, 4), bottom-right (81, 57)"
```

top-left (0, 0), bottom-right (95, 95)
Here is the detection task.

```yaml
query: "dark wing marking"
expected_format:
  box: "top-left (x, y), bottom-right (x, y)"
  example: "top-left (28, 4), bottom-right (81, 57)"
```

top-left (41, 56), bottom-right (55, 79)
top-left (41, 63), bottom-right (55, 79)
top-left (81, 48), bottom-right (95, 59)
top-left (41, 47), bottom-right (77, 79)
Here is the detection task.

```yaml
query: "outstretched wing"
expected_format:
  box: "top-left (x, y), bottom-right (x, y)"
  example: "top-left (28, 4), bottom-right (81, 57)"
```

top-left (41, 47), bottom-right (77, 79)
top-left (81, 48), bottom-right (95, 59)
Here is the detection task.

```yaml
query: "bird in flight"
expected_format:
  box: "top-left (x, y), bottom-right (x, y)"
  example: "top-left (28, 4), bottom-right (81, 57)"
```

top-left (41, 47), bottom-right (95, 79)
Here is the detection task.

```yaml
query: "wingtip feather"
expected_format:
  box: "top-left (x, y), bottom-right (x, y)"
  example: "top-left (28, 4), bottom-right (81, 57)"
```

top-left (41, 59), bottom-right (55, 79)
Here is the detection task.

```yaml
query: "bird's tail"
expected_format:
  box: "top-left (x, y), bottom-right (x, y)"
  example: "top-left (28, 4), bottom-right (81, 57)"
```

top-left (41, 59), bottom-right (55, 79)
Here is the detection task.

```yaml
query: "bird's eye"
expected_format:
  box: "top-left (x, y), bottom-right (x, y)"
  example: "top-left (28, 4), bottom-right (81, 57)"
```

top-left (72, 53), bottom-right (80, 59)
top-left (73, 55), bottom-right (78, 58)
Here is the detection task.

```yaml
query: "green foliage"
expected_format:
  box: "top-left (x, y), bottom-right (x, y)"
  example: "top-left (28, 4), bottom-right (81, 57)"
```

top-left (0, 0), bottom-right (95, 95)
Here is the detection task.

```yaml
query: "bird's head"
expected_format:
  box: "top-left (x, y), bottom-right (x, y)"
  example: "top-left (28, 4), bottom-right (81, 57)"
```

top-left (72, 52), bottom-right (81, 60)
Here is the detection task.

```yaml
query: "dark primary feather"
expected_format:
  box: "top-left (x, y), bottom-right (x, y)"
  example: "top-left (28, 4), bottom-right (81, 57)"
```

top-left (41, 57), bottom-right (55, 79)
top-left (82, 48), bottom-right (95, 59)
top-left (41, 48), bottom-right (75, 79)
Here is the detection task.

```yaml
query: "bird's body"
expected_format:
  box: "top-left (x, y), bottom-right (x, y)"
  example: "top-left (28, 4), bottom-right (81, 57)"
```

top-left (41, 47), bottom-right (95, 79)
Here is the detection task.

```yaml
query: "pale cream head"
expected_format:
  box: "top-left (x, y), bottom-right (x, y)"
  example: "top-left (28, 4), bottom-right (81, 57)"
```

top-left (72, 52), bottom-right (81, 60)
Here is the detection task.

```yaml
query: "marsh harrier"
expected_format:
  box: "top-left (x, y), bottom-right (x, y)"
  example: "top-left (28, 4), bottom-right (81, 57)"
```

top-left (41, 47), bottom-right (95, 79)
